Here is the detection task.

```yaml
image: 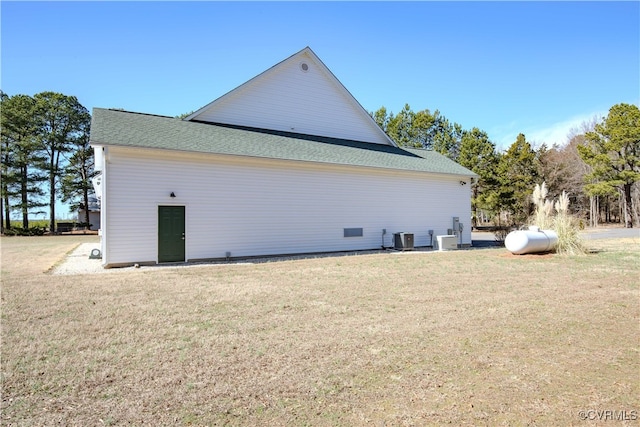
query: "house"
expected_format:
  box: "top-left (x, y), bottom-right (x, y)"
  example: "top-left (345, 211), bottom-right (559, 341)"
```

top-left (77, 195), bottom-right (101, 231)
top-left (90, 47), bottom-right (476, 268)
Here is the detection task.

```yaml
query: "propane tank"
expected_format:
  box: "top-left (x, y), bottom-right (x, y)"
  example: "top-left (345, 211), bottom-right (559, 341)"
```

top-left (505, 226), bottom-right (558, 255)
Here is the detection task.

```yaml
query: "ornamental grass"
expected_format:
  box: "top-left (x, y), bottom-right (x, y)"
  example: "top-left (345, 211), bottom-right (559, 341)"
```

top-left (531, 183), bottom-right (587, 255)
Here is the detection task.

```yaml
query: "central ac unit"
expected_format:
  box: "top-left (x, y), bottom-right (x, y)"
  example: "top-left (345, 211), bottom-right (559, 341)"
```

top-left (394, 232), bottom-right (414, 251)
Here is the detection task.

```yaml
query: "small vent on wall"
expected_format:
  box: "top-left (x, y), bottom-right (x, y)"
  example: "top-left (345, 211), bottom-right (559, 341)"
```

top-left (300, 62), bottom-right (309, 72)
top-left (344, 228), bottom-right (363, 238)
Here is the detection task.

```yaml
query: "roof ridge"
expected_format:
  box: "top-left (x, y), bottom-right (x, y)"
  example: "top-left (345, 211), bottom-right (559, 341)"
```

top-left (106, 108), bottom-right (174, 119)
top-left (189, 120), bottom-right (419, 158)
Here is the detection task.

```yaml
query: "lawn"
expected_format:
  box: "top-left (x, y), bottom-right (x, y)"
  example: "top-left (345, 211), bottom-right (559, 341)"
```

top-left (1, 235), bottom-right (638, 426)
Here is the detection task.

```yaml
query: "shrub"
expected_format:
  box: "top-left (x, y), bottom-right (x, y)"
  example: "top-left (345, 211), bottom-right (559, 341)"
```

top-left (3, 226), bottom-right (46, 236)
top-left (493, 227), bottom-right (510, 246)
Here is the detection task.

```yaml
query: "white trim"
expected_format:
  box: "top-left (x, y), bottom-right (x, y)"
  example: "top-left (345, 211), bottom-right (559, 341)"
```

top-left (100, 147), bottom-right (109, 267)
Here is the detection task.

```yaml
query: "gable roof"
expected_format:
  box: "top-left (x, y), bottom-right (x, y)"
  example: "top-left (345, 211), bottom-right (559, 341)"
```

top-left (90, 108), bottom-right (476, 178)
top-left (185, 47), bottom-right (396, 146)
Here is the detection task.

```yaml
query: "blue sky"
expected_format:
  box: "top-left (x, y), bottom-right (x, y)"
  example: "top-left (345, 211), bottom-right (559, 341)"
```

top-left (3, 1), bottom-right (638, 147)
top-left (2, 1), bottom-right (639, 217)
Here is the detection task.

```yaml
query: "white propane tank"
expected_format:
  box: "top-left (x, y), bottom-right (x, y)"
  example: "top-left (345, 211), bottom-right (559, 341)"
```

top-left (505, 226), bottom-right (558, 255)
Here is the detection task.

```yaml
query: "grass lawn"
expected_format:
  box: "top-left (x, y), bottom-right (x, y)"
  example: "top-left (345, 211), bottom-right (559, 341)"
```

top-left (1, 235), bottom-right (638, 426)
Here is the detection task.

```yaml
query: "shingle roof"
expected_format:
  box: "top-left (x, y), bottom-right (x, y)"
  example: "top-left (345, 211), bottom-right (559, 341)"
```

top-left (90, 108), bottom-right (476, 177)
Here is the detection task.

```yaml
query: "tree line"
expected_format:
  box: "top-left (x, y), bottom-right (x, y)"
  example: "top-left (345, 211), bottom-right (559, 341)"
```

top-left (1, 91), bottom-right (638, 234)
top-left (371, 103), bottom-right (640, 228)
top-left (1, 91), bottom-right (93, 234)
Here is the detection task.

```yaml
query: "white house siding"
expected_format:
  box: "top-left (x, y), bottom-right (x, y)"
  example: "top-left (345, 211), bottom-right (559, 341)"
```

top-left (101, 147), bottom-right (472, 266)
top-left (191, 51), bottom-right (391, 145)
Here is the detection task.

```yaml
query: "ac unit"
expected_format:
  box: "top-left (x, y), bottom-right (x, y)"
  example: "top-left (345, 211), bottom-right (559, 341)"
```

top-left (394, 232), bottom-right (414, 251)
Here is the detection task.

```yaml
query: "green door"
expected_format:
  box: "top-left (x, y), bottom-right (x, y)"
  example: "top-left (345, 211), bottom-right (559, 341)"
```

top-left (158, 206), bottom-right (185, 263)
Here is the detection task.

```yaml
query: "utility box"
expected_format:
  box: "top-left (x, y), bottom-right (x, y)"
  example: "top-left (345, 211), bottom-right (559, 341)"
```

top-left (394, 232), bottom-right (414, 251)
top-left (437, 235), bottom-right (458, 251)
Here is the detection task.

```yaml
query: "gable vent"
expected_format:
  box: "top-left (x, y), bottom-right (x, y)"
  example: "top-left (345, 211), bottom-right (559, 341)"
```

top-left (300, 62), bottom-right (309, 72)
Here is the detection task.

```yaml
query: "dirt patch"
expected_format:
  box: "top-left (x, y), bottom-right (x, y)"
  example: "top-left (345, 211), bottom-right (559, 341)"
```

top-left (499, 251), bottom-right (556, 259)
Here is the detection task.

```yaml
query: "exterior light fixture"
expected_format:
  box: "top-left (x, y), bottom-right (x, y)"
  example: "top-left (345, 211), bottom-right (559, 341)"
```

top-left (460, 181), bottom-right (467, 186)
top-left (170, 192), bottom-right (176, 198)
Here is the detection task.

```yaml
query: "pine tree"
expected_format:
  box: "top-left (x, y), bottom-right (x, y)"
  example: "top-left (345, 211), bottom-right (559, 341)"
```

top-left (33, 92), bottom-right (91, 232)
top-left (495, 133), bottom-right (540, 225)
top-left (61, 119), bottom-right (94, 227)
top-left (0, 93), bottom-right (47, 229)
top-left (457, 128), bottom-right (500, 226)
top-left (579, 103), bottom-right (640, 228)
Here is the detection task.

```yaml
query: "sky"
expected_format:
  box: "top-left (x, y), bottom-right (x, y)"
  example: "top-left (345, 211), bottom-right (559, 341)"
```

top-left (2, 1), bottom-right (639, 217)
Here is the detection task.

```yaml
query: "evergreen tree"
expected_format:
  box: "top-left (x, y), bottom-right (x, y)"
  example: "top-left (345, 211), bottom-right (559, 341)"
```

top-left (495, 134), bottom-right (540, 225)
top-left (33, 92), bottom-right (91, 233)
top-left (0, 92), bottom-right (47, 229)
top-left (457, 128), bottom-right (500, 225)
top-left (432, 117), bottom-right (463, 161)
top-left (386, 104), bottom-right (416, 147)
top-left (371, 106), bottom-right (390, 133)
top-left (61, 117), bottom-right (94, 227)
top-left (375, 104), bottom-right (463, 156)
top-left (578, 103), bottom-right (640, 228)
